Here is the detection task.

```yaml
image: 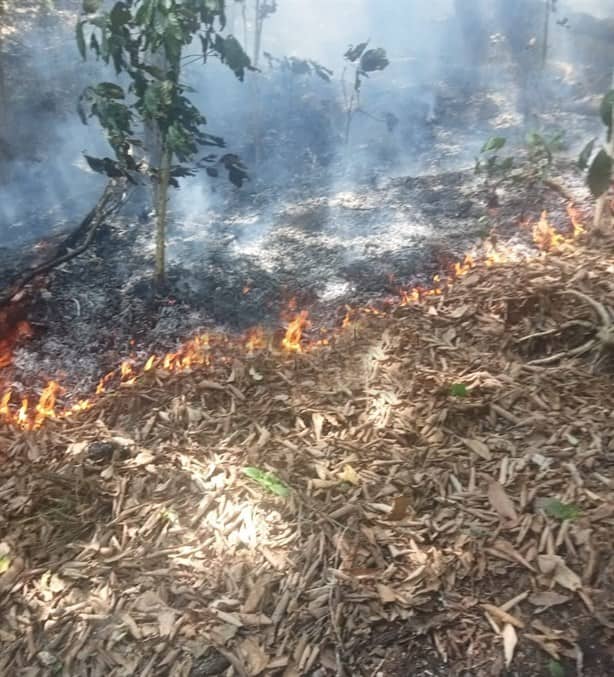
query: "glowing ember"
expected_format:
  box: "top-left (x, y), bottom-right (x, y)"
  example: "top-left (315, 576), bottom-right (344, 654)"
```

top-left (282, 310), bottom-right (310, 353)
top-left (0, 320), bottom-right (32, 368)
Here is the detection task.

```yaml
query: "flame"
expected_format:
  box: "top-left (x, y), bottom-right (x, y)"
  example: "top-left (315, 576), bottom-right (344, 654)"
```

top-left (282, 310), bottom-right (310, 353)
top-left (245, 327), bottom-right (266, 352)
top-left (566, 203), bottom-right (585, 238)
top-left (532, 211), bottom-right (566, 251)
top-left (0, 205), bottom-right (586, 431)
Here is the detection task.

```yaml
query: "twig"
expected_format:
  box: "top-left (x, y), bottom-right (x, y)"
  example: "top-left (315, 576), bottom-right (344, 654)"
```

top-left (0, 180), bottom-right (129, 306)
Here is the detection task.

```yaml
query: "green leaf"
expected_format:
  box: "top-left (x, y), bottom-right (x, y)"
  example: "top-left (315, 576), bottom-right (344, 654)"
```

top-left (578, 138), bottom-right (596, 170)
top-left (599, 90), bottom-right (614, 129)
top-left (215, 34), bottom-right (255, 81)
top-left (548, 660), bottom-right (565, 677)
top-left (0, 555), bottom-right (10, 574)
top-left (360, 48), bottom-right (389, 73)
top-left (481, 136), bottom-right (506, 153)
top-left (543, 499), bottom-right (581, 521)
top-left (76, 21), bottom-right (87, 59)
top-left (449, 383), bottom-right (468, 398)
top-left (344, 41), bottom-right (369, 63)
top-left (95, 82), bottom-right (125, 99)
top-left (587, 149), bottom-right (613, 198)
top-left (243, 467), bottom-right (290, 497)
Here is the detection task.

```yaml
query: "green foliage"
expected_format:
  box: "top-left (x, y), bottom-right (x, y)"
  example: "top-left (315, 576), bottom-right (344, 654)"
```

top-left (0, 554), bottom-right (10, 574)
top-left (543, 499), bottom-right (581, 521)
top-left (343, 40), bottom-right (390, 144)
top-left (579, 90), bottom-right (614, 198)
top-left (481, 136), bottom-right (506, 153)
top-left (359, 48), bottom-right (389, 74)
top-left (600, 90), bottom-right (614, 135)
top-left (263, 52), bottom-right (333, 82)
top-left (588, 149), bottom-right (613, 198)
top-left (78, 0), bottom-right (253, 184)
top-left (548, 660), bottom-right (566, 677)
top-left (476, 131), bottom-right (563, 185)
top-left (449, 383), bottom-right (468, 398)
top-left (243, 467), bottom-right (290, 497)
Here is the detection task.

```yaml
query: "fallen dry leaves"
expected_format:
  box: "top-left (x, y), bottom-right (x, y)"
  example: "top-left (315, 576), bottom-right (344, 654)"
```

top-left (0, 228), bottom-right (613, 676)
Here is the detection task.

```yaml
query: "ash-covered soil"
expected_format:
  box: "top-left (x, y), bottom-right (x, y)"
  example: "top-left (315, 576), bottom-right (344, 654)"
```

top-left (1, 159), bottom-right (590, 401)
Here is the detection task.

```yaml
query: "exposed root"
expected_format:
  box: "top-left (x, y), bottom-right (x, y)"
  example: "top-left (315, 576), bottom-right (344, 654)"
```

top-left (528, 289), bottom-right (613, 366)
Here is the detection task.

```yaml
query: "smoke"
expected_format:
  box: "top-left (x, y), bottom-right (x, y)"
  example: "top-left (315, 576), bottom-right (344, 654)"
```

top-left (1, 0), bottom-right (613, 251)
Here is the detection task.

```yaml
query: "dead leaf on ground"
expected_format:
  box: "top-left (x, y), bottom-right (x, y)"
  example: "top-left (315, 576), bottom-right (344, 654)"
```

top-left (488, 481), bottom-right (518, 524)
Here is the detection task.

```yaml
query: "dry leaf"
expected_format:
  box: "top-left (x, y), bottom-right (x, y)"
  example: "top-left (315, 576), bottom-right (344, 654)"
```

top-left (537, 555), bottom-right (582, 591)
top-left (388, 496), bottom-right (412, 521)
top-left (488, 481), bottom-right (518, 524)
top-left (338, 465), bottom-right (360, 486)
top-left (376, 584), bottom-right (397, 604)
top-left (158, 610), bottom-right (177, 638)
top-left (463, 438), bottom-right (492, 460)
top-left (481, 604), bottom-right (525, 628)
top-left (502, 623), bottom-right (517, 667)
top-left (239, 637), bottom-right (269, 676)
top-left (528, 591), bottom-right (571, 608)
top-left (0, 556), bottom-right (24, 592)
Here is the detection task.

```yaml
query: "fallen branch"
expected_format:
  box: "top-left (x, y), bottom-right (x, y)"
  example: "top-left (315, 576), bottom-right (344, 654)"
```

top-left (0, 179), bottom-right (129, 307)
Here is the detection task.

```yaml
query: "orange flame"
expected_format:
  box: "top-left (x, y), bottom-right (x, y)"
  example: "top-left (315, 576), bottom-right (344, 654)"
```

top-left (245, 327), bottom-right (266, 352)
top-left (282, 311), bottom-right (310, 353)
top-left (532, 211), bottom-right (566, 251)
top-left (0, 205), bottom-right (587, 431)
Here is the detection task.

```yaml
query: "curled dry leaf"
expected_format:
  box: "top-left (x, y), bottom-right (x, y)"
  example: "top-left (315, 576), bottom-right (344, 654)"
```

top-left (488, 481), bottom-right (518, 524)
top-left (537, 555), bottom-right (582, 591)
top-left (481, 603), bottom-right (525, 628)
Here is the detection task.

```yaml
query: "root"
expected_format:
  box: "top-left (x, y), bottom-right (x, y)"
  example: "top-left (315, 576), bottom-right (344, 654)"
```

top-left (562, 290), bottom-right (611, 327)
top-left (527, 289), bottom-right (613, 366)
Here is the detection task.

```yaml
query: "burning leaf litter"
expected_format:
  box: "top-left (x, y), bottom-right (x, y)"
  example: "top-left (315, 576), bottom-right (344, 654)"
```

top-left (0, 208), bottom-right (585, 430)
top-left (1, 209), bottom-right (613, 675)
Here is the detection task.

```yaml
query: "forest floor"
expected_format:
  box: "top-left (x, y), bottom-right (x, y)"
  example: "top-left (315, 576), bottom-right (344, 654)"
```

top-left (1, 213), bottom-right (613, 676)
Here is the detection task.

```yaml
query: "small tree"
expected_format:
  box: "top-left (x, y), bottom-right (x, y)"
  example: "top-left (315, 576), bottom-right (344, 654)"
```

top-left (579, 86), bottom-right (614, 229)
top-left (77, 0), bottom-right (252, 285)
top-left (341, 41), bottom-right (390, 146)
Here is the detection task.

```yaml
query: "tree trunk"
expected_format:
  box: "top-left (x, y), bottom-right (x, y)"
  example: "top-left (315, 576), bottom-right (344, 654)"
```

top-left (155, 145), bottom-right (171, 285)
top-left (541, 0), bottom-right (550, 68)
top-left (0, 0), bottom-right (8, 182)
top-left (594, 72), bottom-right (614, 230)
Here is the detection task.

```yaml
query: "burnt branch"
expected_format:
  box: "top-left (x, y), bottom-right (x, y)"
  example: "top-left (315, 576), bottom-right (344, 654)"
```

top-left (0, 180), bottom-right (129, 308)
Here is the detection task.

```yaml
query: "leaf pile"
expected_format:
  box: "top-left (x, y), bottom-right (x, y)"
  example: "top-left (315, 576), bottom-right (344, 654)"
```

top-left (1, 228), bottom-right (614, 676)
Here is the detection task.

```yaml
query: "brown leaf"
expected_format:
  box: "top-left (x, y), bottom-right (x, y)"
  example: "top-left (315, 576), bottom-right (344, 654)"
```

top-left (502, 623), bottom-right (518, 667)
top-left (463, 438), bottom-right (492, 460)
top-left (376, 584), bottom-right (397, 604)
top-left (388, 496), bottom-right (412, 521)
top-left (488, 481), bottom-right (518, 524)
top-left (537, 555), bottom-right (582, 591)
top-left (238, 637), bottom-right (269, 676)
top-left (481, 603), bottom-right (525, 628)
top-left (528, 591), bottom-right (571, 608)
